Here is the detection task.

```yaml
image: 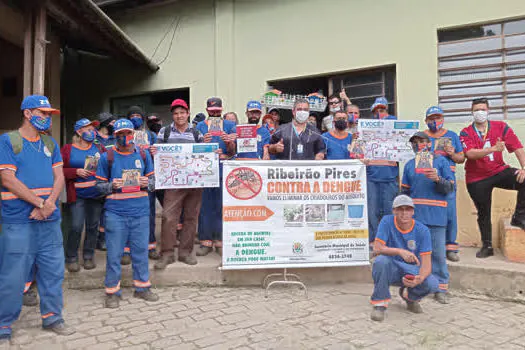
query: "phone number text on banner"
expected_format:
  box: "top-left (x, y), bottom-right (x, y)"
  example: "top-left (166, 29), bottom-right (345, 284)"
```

top-left (222, 160), bottom-right (370, 270)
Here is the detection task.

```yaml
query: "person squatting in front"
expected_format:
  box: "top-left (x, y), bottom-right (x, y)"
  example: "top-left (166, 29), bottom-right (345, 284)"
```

top-left (95, 119), bottom-right (159, 308)
top-left (402, 132), bottom-right (455, 304)
top-left (0, 95), bottom-right (75, 344)
top-left (423, 106), bottom-right (465, 262)
top-left (370, 195), bottom-right (441, 322)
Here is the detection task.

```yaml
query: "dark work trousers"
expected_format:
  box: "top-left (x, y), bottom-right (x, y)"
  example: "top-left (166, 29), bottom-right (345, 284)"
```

top-left (466, 167), bottom-right (525, 245)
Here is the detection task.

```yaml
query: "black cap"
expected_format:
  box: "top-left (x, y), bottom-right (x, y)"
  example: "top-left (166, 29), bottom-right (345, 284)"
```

top-left (206, 97), bottom-right (223, 111)
top-left (127, 106), bottom-right (145, 118)
top-left (192, 113), bottom-right (206, 125)
top-left (409, 131), bottom-right (430, 143)
top-left (98, 112), bottom-right (114, 125)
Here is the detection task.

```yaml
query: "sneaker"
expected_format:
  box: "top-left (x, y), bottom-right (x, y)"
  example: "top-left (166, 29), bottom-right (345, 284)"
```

top-left (44, 321), bottom-right (75, 336)
top-left (434, 292), bottom-right (450, 304)
top-left (66, 262), bottom-right (80, 273)
top-left (96, 241), bottom-right (107, 251)
top-left (23, 288), bottom-right (38, 307)
top-left (105, 294), bottom-right (121, 309)
top-left (370, 306), bottom-right (386, 322)
top-left (196, 246), bottom-right (213, 256)
top-left (154, 255), bottom-right (175, 270)
top-left (476, 246), bottom-right (494, 259)
top-left (83, 259), bottom-right (96, 270)
top-left (148, 250), bottom-right (161, 260)
top-left (215, 247), bottom-right (223, 256)
top-left (121, 255), bottom-right (131, 265)
top-left (178, 255), bottom-right (198, 265)
top-left (134, 290), bottom-right (159, 302)
top-left (446, 251), bottom-right (460, 262)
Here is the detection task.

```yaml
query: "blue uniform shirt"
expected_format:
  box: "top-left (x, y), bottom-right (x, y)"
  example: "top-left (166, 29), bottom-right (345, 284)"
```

top-left (70, 144), bottom-right (102, 199)
top-left (236, 126), bottom-right (271, 159)
top-left (401, 155), bottom-right (454, 227)
top-left (375, 215), bottom-right (432, 273)
top-left (322, 131), bottom-right (352, 160)
top-left (96, 148), bottom-right (154, 217)
top-left (0, 134), bottom-right (62, 223)
top-left (367, 115), bottom-right (399, 182)
top-left (96, 133), bottom-right (115, 149)
top-left (196, 119), bottom-right (237, 156)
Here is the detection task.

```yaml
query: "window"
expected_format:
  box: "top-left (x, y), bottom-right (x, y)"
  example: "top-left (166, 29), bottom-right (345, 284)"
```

top-left (438, 19), bottom-right (525, 121)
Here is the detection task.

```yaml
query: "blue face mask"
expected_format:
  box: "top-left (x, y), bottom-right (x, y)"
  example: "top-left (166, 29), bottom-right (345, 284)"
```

top-left (116, 134), bottom-right (134, 147)
top-left (30, 115), bottom-right (51, 132)
top-left (81, 130), bottom-right (95, 142)
top-left (130, 117), bottom-right (143, 129)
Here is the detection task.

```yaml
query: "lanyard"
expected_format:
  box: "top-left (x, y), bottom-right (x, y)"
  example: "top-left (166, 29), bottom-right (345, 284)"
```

top-left (473, 122), bottom-right (489, 143)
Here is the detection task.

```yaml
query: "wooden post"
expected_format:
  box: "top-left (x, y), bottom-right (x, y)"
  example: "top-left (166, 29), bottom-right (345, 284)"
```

top-left (32, 4), bottom-right (46, 95)
top-left (23, 7), bottom-right (33, 96)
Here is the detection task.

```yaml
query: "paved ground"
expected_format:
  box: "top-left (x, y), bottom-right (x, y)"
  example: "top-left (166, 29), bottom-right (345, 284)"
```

top-left (6, 283), bottom-right (525, 350)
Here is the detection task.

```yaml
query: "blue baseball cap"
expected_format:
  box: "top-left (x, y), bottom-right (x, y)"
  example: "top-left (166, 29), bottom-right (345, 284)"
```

top-left (370, 97), bottom-right (388, 112)
top-left (20, 95), bottom-right (60, 114)
top-left (74, 118), bottom-right (96, 132)
top-left (426, 106), bottom-right (444, 117)
top-left (246, 100), bottom-right (262, 112)
top-left (113, 119), bottom-right (134, 134)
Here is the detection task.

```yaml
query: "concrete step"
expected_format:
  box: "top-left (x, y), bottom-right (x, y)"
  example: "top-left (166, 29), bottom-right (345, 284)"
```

top-left (65, 247), bottom-right (525, 302)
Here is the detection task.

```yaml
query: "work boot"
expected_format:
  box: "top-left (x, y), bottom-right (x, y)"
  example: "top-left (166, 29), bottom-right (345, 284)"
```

top-left (178, 255), bottom-right (198, 265)
top-left (105, 294), bottom-right (121, 309)
top-left (148, 250), bottom-right (161, 260)
top-left (96, 240), bottom-right (107, 251)
top-left (434, 292), bottom-right (449, 304)
top-left (44, 321), bottom-right (75, 336)
top-left (446, 251), bottom-right (460, 262)
top-left (134, 290), bottom-right (159, 302)
top-left (66, 262), bottom-right (80, 273)
top-left (154, 255), bottom-right (175, 270)
top-left (121, 255), bottom-right (131, 265)
top-left (476, 245), bottom-right (494, 259)
top-left (511, 215), bottom-right (525, 230)
top-left (370, 306), bottom-right (386, 322)
top-left (215, 247), bottom-right (223, 256)
top-left (196, 246), bottom-right (213, 256)
top-left (399, 287), bottom-right (423, 313)
top-left (23, 288), bottom-right (38, 307)
top-left (83, 259), bottom-right (96, 270)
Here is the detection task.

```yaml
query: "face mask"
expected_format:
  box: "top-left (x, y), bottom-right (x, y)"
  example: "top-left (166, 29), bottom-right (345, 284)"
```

top-left (264, 122), bottom-right (275, 134)
top-left (150, 124), bottom-right (162, 134)
top-left (375, 112), bottom-right (389, 119)
top-left (330, 106), bottom-right (341, 114)
top-left (30, 115), bottom-right (51, 132)
top-left (412, 142), bottom-right (429, 153)
top-left (130, 117), bottom-right (143, 129)
top-left (116, 134), bottom-right (134, 147)
top-left (348, 113), bottom-right (358, 123)
top-left (334, 119), bottom-right (347, 131)
top-left (473, 110), bottom-right (488, 123)
top-left (427, 119), bottom-right (444, 132)
top-left (81, 130), bottom-right (95, 142)
top-left (295, 110), bottom-right (309, 124)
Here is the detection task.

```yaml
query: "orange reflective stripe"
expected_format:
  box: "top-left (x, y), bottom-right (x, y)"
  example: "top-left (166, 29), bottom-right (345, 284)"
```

top-left (148, 243), bottom-right (156, 250)
top-left (124, 247), bottom-right (130, 253)
top-left (145, 171), bottom-right (154, 177)
top-left (401, 184), bottom-right (410, 188)
top-left (107, 192), bottom-right (148, 200)
top-left (105, 281), bottom-right (121, 294)
top-left (420, 251), bottom-right (432, 256)
top-left (74, 180), bottom-right (96, 188)
top-left (450, 166), bottom-right (456, 172)
top-left (1, 187), bottom-right (52, 200)
top-left (95, 175), bottom-right (107, 181)
top-left (200, 240), bottom-right (213, 247)
top-left (24, 282), bottom-right (32, 293)
top-left (375, 238), bottom-right (386, 245)
top-left (0, 164), bottom-right (17, 171)
top-left (133, 280), bottom-right (151, 288)
top-left (52, 162), bottom-right (63, 168)
top-left (368, 160), bottom-right (397, 166)
top-left (439, 284), bottom-right (449, 290)
top-left (42, 312), bottom-right (54, 319)
top-left (412, 199), bottom-right (447, 207)
top-left (370, 298), bottom-right (390, 307)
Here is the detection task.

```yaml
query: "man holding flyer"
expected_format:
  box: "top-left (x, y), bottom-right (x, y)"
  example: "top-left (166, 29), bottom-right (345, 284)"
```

top-left (236, 100), bottom-right (270, 160)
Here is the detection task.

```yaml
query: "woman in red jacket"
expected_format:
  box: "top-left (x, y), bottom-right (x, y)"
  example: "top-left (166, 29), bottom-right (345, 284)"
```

top-left (61, 119), bottom-right (106, 272)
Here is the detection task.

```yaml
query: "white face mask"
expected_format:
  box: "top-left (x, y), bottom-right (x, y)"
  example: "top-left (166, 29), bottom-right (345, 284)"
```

top-left (473, 110), bottom-right (488, 123)
top-left (330, 106), bottom-right (341, 114)
top-left (295, 110), bottom-right (309, 124)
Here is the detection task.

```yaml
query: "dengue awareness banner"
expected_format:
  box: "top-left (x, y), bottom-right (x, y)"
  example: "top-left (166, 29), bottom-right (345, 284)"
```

top-left (222, 160), bottom-right (369, 270)
top-left (153, 143), bottom-right (220, 189)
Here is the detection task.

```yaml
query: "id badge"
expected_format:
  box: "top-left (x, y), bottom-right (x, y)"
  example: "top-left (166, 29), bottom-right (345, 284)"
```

top-left (483, 140), bottom-right (494, 161)
top-left (297, 143), bottom-right (304, 155)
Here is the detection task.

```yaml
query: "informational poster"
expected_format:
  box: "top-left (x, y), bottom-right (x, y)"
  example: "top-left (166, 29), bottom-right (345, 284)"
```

top-left (222, 160), bottom-right (369, 270)
top-left (357, 120), bottom-right (419, 161)
top-left (236, 124), bottom-right (258, 153)
top-left (153, 143), bottom-right (220, 189)
top-left (134, 130), bottom-right (150, 146)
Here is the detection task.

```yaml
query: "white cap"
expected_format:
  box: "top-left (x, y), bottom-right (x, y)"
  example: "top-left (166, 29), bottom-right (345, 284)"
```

top-left (392, 195), bottom-right (414, 209)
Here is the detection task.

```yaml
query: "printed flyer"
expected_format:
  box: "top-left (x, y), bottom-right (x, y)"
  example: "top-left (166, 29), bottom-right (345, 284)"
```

top-left (222, 160), bottom-right (370, 269)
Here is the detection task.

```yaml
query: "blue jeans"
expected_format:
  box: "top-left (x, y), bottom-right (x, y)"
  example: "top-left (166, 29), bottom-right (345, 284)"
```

top-left (198, 164), bottom-right (224, 246)
top-left (446, 195), bottom-right (458, 252)
top-left (0, 221), bottom-right (65, 336)
top-left (148, 192), bottom-right (157, 250)
top-left (65, 198), bottom-right (103, 263)
top-left (429, 225), bottom-right (449, 292)
top-left (371, 255), bottom-right (440, 306)
top-left (104, 212), bottom-right (150, 296)
top-left (367, 180), bottom-right (398, 242)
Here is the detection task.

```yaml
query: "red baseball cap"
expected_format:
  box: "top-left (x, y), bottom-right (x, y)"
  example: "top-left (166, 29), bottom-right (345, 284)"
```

top-left (170, 99), bottom-right (189, 111)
